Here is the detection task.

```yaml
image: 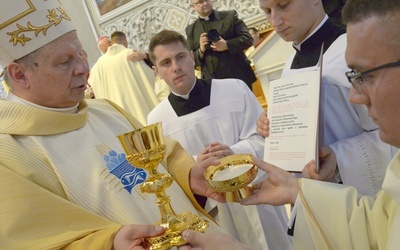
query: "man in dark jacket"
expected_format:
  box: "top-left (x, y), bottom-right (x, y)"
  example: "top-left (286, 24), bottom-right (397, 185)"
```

top-left (186, 0), bottom-right (257, 89)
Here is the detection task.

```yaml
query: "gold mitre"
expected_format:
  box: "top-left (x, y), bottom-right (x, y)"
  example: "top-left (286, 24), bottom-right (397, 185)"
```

top-left (0, 0), bottom-right (75, 68)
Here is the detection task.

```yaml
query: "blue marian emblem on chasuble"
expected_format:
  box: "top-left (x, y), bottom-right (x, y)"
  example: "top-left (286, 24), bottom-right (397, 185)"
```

top-left (102, 150), bottom-right (147, 194)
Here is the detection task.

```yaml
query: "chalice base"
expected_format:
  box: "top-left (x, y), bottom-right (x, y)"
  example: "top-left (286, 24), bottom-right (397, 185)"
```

top-left (148, 212), bottom-right (209, 250)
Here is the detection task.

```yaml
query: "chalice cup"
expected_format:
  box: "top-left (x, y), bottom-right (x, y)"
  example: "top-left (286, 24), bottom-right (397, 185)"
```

top-left (118, 122), bottom-right (208, 250)
top-left (204, 154), bottom-right (258, 202)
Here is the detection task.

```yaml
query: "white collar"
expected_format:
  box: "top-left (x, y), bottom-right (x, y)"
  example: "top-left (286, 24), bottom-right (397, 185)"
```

top-left (293, 15), bottom-right (329, 51)
top-left (170, 79), bottom-right (197, 100)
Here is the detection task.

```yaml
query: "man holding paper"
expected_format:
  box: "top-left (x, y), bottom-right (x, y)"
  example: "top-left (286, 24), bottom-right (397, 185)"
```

top-left (256, 0), bottom-right (396, 197)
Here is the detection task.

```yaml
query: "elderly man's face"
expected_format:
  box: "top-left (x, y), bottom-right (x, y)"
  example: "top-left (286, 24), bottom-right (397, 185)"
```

top-left (347, 15), bottom-right (400, 147)
top-left (18, 31), bottom-right (89, 108)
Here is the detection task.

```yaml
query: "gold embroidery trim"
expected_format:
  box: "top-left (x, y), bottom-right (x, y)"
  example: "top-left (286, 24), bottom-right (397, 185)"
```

top-left (0, 0), bottom-right (35, 30)
top-left (6, 7), bottom-right (71, 46)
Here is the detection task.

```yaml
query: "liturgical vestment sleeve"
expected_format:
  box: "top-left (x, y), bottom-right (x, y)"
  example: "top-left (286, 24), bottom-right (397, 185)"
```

top-left (294, 172), bottom-right (399, 249)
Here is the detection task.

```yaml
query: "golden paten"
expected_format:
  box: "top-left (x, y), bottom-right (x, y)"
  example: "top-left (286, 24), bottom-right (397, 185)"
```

top-left (205, 154), bottom-right (258, 202)
top-left (118, 123), bottom-right (208, 250)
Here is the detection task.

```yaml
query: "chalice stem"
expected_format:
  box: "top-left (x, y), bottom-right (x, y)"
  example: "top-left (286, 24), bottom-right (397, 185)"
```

top-left (156, 191), bottom-right (183, 227)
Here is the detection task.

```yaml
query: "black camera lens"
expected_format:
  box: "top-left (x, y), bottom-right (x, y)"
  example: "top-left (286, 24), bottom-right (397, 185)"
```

top-left (207, 29), bottom-right (220, 43)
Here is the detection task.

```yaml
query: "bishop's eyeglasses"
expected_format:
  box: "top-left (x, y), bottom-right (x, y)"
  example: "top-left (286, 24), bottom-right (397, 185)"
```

top-left (345, 60), bottom-right (400, 94)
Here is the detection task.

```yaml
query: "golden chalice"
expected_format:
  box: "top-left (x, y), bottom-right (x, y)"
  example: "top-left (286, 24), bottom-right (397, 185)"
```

top-left (205, 154), bottom-right (258, 202)
top-left (118, 122), bottom-right (208, 250)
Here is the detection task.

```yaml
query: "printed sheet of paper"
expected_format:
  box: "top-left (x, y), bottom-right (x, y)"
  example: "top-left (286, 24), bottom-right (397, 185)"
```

top-left (263, 70), bottom-right (320, 172)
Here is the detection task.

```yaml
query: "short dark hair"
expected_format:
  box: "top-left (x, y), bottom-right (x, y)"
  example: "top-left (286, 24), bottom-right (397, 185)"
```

top-left (110, 31), bottom-right (126, 44)
top-left (148, 30), bottom-right (190, 64)
top-left (342, 0), bottom-right (400, 24)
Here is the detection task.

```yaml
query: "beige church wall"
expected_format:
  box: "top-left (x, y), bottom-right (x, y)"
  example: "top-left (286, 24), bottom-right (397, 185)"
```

top-left (61, 0), bottom-right (269, 66)
top-left (60, 0), bottom-right (103, 67)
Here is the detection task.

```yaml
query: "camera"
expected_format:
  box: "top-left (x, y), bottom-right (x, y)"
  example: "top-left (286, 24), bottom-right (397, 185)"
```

top-left (207, 29), bottom-right (220, 43)
top-left (205, 29), bottom-right (220, 50)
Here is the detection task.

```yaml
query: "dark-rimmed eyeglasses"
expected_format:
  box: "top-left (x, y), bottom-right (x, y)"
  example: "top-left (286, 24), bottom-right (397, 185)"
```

top-left (192, 0), bottom-right (209, 6)
top-left (345, 60), bottom-right (400, 94)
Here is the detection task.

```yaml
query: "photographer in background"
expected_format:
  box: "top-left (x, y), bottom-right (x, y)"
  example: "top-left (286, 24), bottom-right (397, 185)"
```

top-left (186, 0), bottom-right (257, 89)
